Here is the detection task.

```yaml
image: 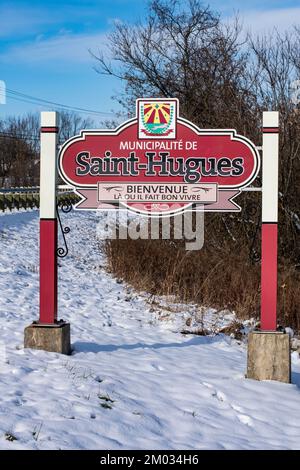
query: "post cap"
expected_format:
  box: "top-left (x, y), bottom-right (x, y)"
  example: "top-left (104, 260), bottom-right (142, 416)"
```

top-left (41, 111), bottom-right (59, 127)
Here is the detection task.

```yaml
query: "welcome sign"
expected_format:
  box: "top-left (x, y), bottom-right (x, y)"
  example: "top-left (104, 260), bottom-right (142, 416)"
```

top-left (58, 98), bottom-right (260, 215)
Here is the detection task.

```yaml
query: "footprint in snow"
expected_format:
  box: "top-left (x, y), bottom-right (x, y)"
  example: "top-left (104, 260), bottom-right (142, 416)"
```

top-left (237, 413), bottom-right (253, 427)
top-left (231, 403), bottom-right (244, 413)
top-left (212, 390), bottom-right (227, 402)
top-left (201, 382), bottom-right (226, 401)
top-left (202, 382), bottom-right (213, 389)
top-left (151, 363), bottom-right (165, 371)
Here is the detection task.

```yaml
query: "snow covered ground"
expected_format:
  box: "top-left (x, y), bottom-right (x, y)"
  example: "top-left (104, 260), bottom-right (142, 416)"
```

top-left (0, 209), bottom-right (300, 450)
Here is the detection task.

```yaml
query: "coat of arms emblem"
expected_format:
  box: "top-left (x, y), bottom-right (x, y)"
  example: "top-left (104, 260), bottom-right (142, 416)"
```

top-left (138, 98), bottom-right (177, 139)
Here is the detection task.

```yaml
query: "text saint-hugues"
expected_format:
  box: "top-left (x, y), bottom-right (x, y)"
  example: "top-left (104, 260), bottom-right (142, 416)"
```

top-left (75, 151), bottom-right (244, 184)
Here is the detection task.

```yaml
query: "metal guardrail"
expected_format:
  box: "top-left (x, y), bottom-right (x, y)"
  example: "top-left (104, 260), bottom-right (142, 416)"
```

top-left (0, 186), bottom-right (79, 211)
top-left (0, 187), bottom-right (40, 194)
top-left (0, 185), bottom-right (73, 193)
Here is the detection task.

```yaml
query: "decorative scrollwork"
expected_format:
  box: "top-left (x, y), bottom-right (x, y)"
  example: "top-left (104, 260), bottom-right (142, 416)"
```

top-left (56, 203), bottom-right (71, 258)
top-left (60, 203), bottom-right (72, 214)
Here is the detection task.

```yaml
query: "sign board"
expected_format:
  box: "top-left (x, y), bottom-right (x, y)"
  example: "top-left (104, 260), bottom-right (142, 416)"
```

top-left (38, 107), bottom-right (279, 336)
top-left (58, 99), bottom-right (260, 216)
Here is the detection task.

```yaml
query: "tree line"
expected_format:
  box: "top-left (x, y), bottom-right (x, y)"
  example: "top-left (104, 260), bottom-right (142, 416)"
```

top-left (93, 0), bottom-right (300, 265)
top-left (0, 112), bottom-right (95, 187)
top-left (95, 0), bottom-right (300, 330)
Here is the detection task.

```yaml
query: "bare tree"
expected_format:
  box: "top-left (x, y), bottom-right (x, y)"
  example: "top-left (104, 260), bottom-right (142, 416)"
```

top-left (0, 111), bottom-right (95, 187)
top-left (92, 0), bottom-right (257, 132)
top-left (248, 28), bottom-right (300, 261)
top-left (92, 0), bottom-right (300, 264)
top-left (58, 111), bottom-right (94, 144)
top-left (0, 114), bottom-right (38, 187)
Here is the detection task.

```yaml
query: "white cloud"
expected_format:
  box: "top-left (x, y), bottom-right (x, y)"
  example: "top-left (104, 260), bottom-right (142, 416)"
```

top-left (237, 7), bottom-right (300, 35)
top-left (2, 5), bottom-right (299, 66)
top-left (0, 32), bottom-right (108, 65)
top-left (0, 5), bottom-right (61, 38)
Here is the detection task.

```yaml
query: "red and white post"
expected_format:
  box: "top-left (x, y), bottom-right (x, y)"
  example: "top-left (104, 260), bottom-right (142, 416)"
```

top-left (39, 112), bottom-right (59, 324)
top-left (247, 111), bottom-right (290, 383)
top-left (24, 111), bottom-right (71, 354)
top-left (260, 111), bottom-right (279, 331)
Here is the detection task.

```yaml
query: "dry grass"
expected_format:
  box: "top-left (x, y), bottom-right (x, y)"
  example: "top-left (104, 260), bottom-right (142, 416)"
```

top-left (104, 232), bottom-right (300, 334)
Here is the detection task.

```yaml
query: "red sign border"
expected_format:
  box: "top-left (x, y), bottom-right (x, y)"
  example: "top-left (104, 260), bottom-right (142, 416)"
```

top-left (58, 117), bottom-right (260, 191)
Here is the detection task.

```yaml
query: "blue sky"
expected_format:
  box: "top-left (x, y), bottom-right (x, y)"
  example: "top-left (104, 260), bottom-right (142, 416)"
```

top-left (0, 0), bottom-right (299, 122)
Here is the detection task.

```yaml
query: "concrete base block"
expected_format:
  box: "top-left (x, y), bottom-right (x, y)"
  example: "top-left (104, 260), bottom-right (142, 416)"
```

top-left (24, 322), bottom-right (71, 355)
top-left (247, 331), bottom-right (291, 383)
